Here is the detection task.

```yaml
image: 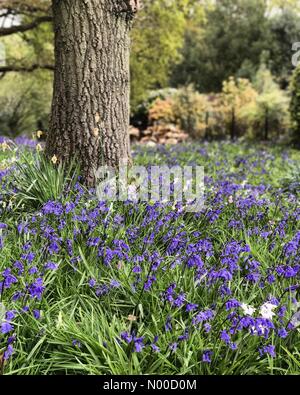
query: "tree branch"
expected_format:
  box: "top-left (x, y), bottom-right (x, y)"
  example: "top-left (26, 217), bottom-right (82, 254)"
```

top-left (0, 1), bottom-right (51, 14)
top-left (0, 63), bottom-right (54, 73)
top-left (114, 0), bottom-right (142, 14)
top-left (0, 15), bottom-right (52, 37)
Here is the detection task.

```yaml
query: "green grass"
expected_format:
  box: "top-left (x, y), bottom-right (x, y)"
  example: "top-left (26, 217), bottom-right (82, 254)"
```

top-left (0, 140), bottom-right (299, 375)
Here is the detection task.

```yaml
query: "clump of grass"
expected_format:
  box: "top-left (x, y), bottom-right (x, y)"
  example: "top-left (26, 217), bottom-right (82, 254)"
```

top-left (11, 152), bottom-right (81, 211)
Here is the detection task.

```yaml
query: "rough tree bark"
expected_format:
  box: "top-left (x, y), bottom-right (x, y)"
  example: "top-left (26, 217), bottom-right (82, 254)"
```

top-left (46, 0), bottom-right (140, 185)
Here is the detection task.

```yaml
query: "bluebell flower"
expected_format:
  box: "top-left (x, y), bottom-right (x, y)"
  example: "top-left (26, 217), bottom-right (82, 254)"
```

top-left (165, 316), bottom-right (172, 332)
top-left (4, 344), bottom-right (14, 360)
top-left (204, 323), bottom-right (212, 333)
top-left (133, 265), bottom-right (142, 273)
top-left (28, 278), bottom-right (45, 300)
top-left (144, 275), bottom-right (156, 291)
top-left (89, 278), bottom-right (96, 288)
top-left (192, 309), bottom-right (214, 325)
top-left (120, 331), bottom-right (132, 344)
top-left (178, 329), bottom-right (189, 342)
top-left (33, 310), bottom-right (40, 320)
top-left (72, 339), bottom-right (81, 348)
top-left (1, 322), bottom-right (14, 334)
top-left (2, 268), bottom-right (18, 289)
top-left (150, 336), bottom-right (160, 352)
top-left (28, 266), bottom-right (38, 275)
top-left (44, 261), bottom-right (58, 271)
top-left (187, 255), bottom-right (204, 269)
top-left (5, 310), bottom-right (16, 321)
top-left (277, 328), bottom-right (288, 338)
top-left (220, 330), bottom-right (231, 344)
top-left (134, 336), bottom-right (145, 352)
top-left (95, 284), bottom-right (110, 296)
top-left (202, 350), bottom-right (213, 363)
top-left (169, 342), bottom-right (178, 353)
top-left (225, 299), bottom-right (241, 311)
top-left (110, 279), bottom-right (120, 288)
top-left (186, 303), bottom-right (198, 312)
top-left (173, 293), bottom-right (185, 308)
top-left (259, 344), bottom-right (276, 358)
top-left (151, 343), bottom-right (160, 352)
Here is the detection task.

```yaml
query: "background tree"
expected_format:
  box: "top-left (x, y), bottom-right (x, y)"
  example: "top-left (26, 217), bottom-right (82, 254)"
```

top-left (290, 65), bottom-right (300, 146)
top-left (267, 7), bottom-right (300, 89)
top-left (130, 0), bottom-right (190, 110)
top-left (0, 0), bottom-right (52, 69)
top-left (0, 0), bottom-right (299, 146)
top-left (171, 0), bottom-right (270, 92)
top-left (0, 5), bottom-right (53, 134)
top-left (240, 64), bottom-right (289, 140)
top-left (46, 0), bottom-right (140, 186)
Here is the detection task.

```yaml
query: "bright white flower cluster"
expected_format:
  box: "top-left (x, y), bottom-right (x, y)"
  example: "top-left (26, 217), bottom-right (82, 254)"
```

top-left (240, 301), bottom-right (277, 320)
top-left (240, 303), bottom-right (256, 316)
top-left (259, 302), bottom-right (277, 320)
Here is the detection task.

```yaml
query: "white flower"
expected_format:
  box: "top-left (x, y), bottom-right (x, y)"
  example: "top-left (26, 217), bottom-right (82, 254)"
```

top-left (241, 303), bottom-right (256, 316)
top-left (259, 302), bottom-right (277, 320)
top-left (128, 184), bottom-right (138, 201)
top-left (251, 323), bottom-right (266, 335)
top-left (291, 311), bottom-right (300, 328)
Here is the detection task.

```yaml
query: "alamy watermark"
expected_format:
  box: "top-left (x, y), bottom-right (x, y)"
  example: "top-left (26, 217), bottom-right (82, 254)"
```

top-left (292, 42), bottom-right (300, 67)
top-left (0, 43), bottom-right (5, 67)
top-left (94, 162), bottom-right (205, 213)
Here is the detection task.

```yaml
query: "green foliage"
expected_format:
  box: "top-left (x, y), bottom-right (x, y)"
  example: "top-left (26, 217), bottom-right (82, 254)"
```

top-left (290, 65), bottom-right (300, 144)
top-left (171, 0), bottom-right (300, 94)
top-left (216, 77), bottom-right (257, 139)
top-left (130, 0), bottom-right (190, 109)
top-left (0, 142), bottom-right (300, 374)
top-left (11, 152), bottom-right (80, 211)
top-left (131, 88), bottom-right (178, 128)
top-left (171, 85), bottom-right (208, 138)
top-left (240, 64), bottom-right (290, 139)
top-left (268, 7), bottom-right (300, 88)
top-left (138, 85), bottom-right (209, 138)
top-left (0, 71), bottom-right (52, 136)
top-left (172, 0), bottom-right (270, 92)
top-left (134, 73), bottom-right (290, 141)
top-left (22, 18), bottom-right (54, 66)
top-left (0, 0), bottom-right (298, 143)
top-left (0, 24), bottom-right (53, 136)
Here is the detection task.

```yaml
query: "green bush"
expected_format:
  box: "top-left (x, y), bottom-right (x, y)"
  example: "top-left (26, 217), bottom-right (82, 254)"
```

top-left (145, 85), bottom-right (209, 139)
top-left (241, 65), bottom-right (290, 140)
top-left (10, 152), bottom-right (81, 212)
top-left (131, 88), bottom-right (178, 129)
top-left (172, 85), bottom-right (208, 138)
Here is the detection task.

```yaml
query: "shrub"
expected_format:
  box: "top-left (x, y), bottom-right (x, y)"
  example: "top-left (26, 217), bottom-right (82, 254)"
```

top-left (240, 64), bottom-right (290, 140)
top-left (172, 85), bottom-right (208, 139)
top-left (131, 88), bottom-right (178, 129)
top-left (220, 77), bottom-right (258, 140)
top-left (148, 97), bottom-right (176, 125)
top-left (11, 152), bottom-right (81, 211)
top-left (146, 85), bottom-right (209, 139)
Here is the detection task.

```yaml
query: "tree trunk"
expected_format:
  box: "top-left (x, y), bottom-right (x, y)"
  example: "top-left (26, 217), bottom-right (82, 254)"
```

top-left (46, 0), bottom-right (139, 185)
top-left (230, 107), bottom-right (236, 141)
top-left (264, 106), bottom-right (269, 141)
